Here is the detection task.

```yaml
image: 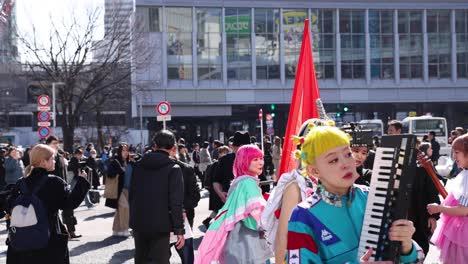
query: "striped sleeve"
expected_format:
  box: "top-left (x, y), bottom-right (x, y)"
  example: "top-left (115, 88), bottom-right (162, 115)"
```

top-left (286, 206), bottom-right (323, 264)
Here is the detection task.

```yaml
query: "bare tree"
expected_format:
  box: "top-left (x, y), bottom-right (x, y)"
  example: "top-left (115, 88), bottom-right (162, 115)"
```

top-left (18, 2), bottom-right (152, 151)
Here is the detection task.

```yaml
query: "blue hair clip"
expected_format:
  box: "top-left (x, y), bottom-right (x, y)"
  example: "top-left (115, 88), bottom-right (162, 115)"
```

top-left (301, 152), bottom-right (307, 160)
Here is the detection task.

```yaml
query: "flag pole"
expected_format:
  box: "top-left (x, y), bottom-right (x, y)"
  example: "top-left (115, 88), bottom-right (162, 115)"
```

top-left (259, 109), bottom-right (264, 151)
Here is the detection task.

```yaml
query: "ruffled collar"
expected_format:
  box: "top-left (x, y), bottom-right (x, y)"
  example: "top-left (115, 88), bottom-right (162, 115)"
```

top-left (316, 184), bottom-right (356, 207)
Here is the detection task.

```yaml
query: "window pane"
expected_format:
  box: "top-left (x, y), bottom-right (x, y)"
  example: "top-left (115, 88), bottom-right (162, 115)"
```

top-left (410, 11), bottom-right (422, 33)
top-left (427, 11), bottom-right (437, 33)
top-left (167, 8), bottom-right (193, 80)
top-left (455, 11), bottom-right (466, 34)
top-left (149, 8), bottom-right (161, 32)
top-left (226, 8), bottom-right (252, 81)
top-left (197, 8), bottom-right (222, 80)
top-left (438, 11), bottom-right (451, 33)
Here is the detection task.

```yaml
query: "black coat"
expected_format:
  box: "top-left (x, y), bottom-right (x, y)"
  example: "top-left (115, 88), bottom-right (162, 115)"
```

top-left (206, 161), bottom-right (224, 211)
top-left (355, 166), bottom-right (372, 186)
top-left (174, 159), bottom-right (200, 210)
top-left (408, 166), bottom-right (441, 254)
top-left (6, 168), bottom-right (90, 264)
top-left (213, 152), bottom-right (236, 192)
top-left (129, 150), bottom-right (185, 235)
top-left (86, 157), bottom-right (102, 189)
top-left (51, 154), bottom-right (67, 181)
top-left (105, 158), bottom-right (127, 209)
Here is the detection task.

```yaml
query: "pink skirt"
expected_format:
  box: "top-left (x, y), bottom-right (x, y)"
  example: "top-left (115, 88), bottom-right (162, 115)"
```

top-left (431, 193), bottom-right (468, 263)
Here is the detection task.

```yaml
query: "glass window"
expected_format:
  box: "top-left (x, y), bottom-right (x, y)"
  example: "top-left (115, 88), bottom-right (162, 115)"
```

top-left (370, 10), bottom-right (394, 79)
top-left (340, 10), bottom-right (365, 79)
top-left (197, 8), bottom-right (222, 81)
top-left (312, 9), bottom-right (336, 79)
top-left (135, 7), bottom-right (161, 32)
top-left (456, 10), bottom-right (468, 78)
top-left (283, 8), bottom-right (308, 78)
top-left (149, 8), bottom-right (161, 32)
top-left (167, 8), bottom-right (193, 80)
top-left (226, 8), bottom-right (252, 81)
top-left (427, 10), bottom-right (451, 79)
top-left (255, 9), bottom-right (280, 80)
top-left (398, 10), bottom-right (423, 79)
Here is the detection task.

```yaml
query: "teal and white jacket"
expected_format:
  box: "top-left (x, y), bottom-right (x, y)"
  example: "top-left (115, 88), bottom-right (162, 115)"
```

top-left (286, 184), bottom-right (424, 264)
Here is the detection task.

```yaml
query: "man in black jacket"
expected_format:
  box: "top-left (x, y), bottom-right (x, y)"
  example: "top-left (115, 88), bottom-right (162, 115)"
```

top-left (170, 152), bottom-right (200, 229)
top-left (129, 130), bottom-right (185, 263)
top-left (46, 136), bottom-right (82, 239)
top-left (213, 131), bottom-right (251, 204)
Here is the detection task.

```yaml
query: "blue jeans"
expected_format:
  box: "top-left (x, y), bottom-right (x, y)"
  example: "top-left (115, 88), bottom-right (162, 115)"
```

top-left (171, 238), bottom-right (194, 264)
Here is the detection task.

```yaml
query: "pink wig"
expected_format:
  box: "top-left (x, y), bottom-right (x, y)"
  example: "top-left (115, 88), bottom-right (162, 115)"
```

top-left (233, 144), bottom-right (264, 178)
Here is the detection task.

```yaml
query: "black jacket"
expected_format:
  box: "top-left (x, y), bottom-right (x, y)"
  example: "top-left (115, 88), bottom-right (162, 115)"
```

top-left (6, 168), bottom-right (90, 264)
top-left (408, 166), bottom-right (440, 254)
top-left (214, 152), bottom-right (236, 192)
top-left (430, 138), bottom-right (440, 164)
top-left (206, 161), bottom-right (224, 211)
top-left (355, 166), bottom-right (372, 186)
top-left (129, 150), bottom-right (184, 235)
top-left (174, 159), bottom-right (200, 210)
top-left (51, 153), bottom-right (67, 181)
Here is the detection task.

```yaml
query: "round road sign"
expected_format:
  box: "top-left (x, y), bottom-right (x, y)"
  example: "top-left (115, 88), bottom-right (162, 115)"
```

top-left (156, 101), bottom-right (171, 115)
top-left (38, 126), bottom-right (51, 139)
top-left (37, 111), bottom-right (51, 122)
top-left (37, 95), bottom-right (51, 106)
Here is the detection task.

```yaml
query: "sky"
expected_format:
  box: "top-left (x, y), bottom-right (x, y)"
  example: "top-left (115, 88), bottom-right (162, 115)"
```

top-left (13, 0), bottom-right (105, 60)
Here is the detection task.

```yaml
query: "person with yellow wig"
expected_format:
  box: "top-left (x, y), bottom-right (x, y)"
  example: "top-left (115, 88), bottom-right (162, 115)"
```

top-left (262, 118), bottom-right (331, 263)
top-left (285, 126), bottom-right (423, 263)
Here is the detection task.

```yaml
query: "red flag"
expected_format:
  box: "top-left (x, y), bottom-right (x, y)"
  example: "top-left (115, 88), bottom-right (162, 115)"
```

top-left (278, 19), bottom-right (320, 178)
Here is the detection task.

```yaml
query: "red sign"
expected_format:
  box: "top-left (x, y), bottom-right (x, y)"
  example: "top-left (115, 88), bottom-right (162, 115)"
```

top-left (38, 126), bottom-right (51, 139)
top-left (156, 101), bottom-right (171, 115)
top-left (37, 95), bottom-right (51, 106)
top-left (266, 114), bottom-right (273, 121)
top-left (37, 111), bottom-right (51, 122)
top-left (258, 109), bottom-right (263, 119)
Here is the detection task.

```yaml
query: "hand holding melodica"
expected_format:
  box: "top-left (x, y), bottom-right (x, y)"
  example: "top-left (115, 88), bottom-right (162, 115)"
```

top-left (388, 219), bottom-right (415, 254)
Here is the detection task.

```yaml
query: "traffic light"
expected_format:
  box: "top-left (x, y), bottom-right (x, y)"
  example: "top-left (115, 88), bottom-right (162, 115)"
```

top-left (343, 106), bottom-right (349, 112)
top-left (336, 112), bottom-right (342, 118)
top-left (270, 104), bottom-right (276, 111)
top-left (271, 113), bottom-right (276, 118)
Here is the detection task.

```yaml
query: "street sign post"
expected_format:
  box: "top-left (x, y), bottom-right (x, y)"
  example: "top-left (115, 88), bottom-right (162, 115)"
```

top-left (37, 95), bottom-right (51, 139)
top-left (156, 101), bottom-right (171, 130)
top-left (38, 126), bottom-right (51, 139)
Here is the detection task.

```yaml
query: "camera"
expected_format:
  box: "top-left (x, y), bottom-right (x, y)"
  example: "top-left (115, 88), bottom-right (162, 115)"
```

top-left (78, 161), bottom-right (92, 173)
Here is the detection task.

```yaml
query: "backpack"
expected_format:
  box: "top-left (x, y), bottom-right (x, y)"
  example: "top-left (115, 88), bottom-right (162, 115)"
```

top-left (8, 175), bottom-right (50, 251)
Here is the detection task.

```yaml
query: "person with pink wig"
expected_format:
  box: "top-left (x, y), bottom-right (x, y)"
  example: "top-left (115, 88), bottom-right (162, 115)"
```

top-left (195, 144), bottom-right (273, 264)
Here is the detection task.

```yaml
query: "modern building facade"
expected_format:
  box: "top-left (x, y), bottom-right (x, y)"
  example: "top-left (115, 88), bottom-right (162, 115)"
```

top-left (0, 0), bottom-right (17, 63)
top-left (132, 0), bottom-right (468, 143)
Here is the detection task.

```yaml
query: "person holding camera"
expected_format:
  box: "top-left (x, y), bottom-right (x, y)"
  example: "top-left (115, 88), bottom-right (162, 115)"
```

top-left (64, 148), bottom-right (88, 239)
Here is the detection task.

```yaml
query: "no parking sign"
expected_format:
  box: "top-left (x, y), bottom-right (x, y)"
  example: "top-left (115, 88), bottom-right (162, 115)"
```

top-left (38, 126), bottom-right (51, 138)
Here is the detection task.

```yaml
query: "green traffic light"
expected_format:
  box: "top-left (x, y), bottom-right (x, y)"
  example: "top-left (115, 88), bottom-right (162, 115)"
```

top-left (343, 106), bottom-right (349, 112)
top-left (271, 113), bottom-right (276, 118)
top-left (270, 104), bottom-right (276, 111)
top-left (336, 112), bottom-right (341, 117)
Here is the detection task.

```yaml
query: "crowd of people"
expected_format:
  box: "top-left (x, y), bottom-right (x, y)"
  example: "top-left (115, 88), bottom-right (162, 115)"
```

top-left (0, 119), bottom-right (466, 264)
